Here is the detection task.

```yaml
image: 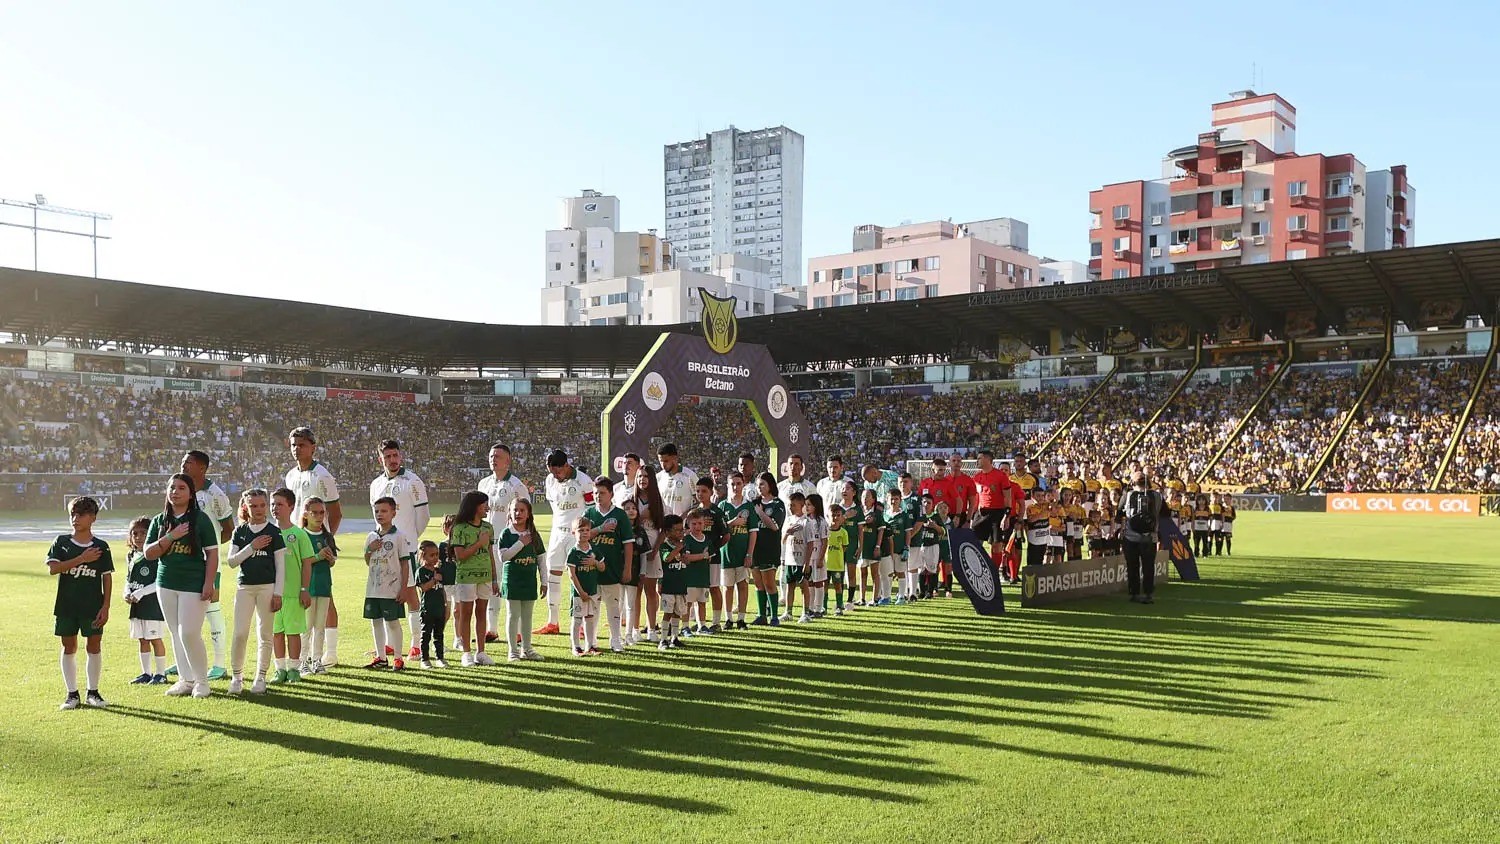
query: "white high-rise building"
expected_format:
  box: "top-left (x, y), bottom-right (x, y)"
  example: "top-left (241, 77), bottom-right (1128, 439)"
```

top-left (664, 125), bottom-right (804, 289)
top-left (541, 190), bottom-right (672, 325)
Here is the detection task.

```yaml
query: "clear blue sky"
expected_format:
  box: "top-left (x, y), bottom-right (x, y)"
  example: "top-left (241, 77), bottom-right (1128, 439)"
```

top-left (1, 2), bottom-right (1492, 323)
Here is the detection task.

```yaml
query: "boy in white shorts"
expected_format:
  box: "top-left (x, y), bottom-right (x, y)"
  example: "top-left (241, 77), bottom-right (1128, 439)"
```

top-left (778, 492), bottom-right (809, 621)
top-left (882, 488), bottom-right (913, 606)
top-left (123, 516), bottom-right (167, 684)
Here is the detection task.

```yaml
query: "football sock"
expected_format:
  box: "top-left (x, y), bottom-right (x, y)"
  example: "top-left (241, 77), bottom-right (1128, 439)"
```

top-left (755, 590), bottom-right (767, 619)
top-left (323, 627), bottom-right (339, 662)
top-left (154, 653), bottom-right (167, 675)
top-left (60, 652), bottom-right (78, 693)
top-left (408, 611), bottom-right (421, 648)
top-left (85, 652), bottom-right (101, 690)
top-left (139, 652), bottom-right (152, 674)
top-left (768, 593), bottom-right (779, 617)
top-left (371, 620), bottom-right (387, 659)
top-left (206, 604), bottom-right (226, 667)
top-left (386, 621), bottom-right (403, 660)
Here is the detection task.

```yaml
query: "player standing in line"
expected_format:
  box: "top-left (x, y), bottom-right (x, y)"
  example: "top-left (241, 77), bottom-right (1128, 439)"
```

top-left (496, 498), bottom-right (545, 662)
top-left (48, 496), bottom-right (113, 710)
top-left (145, 475), bottom-right (220, 699)
top-left (1220, 496), bottom-right (1236, 555)
top-left (802, 493), bottom-right (829, 620)
top-left (1024, 489), bottom-right (1050, 569)
top-left (779, 454), bottom-right (818, 506)
top-left (284, 427), bottom-right (344, 667)
top-left (969, 450), bottom-right (1015, 577)
top-left (414, 541), bottom-right (448, 668)
top-left (224, 489), bottom-right (286, 695)
top-left (692, 478), bottom-right (727, 633)
top-left (122, 516), bottom-right (167, 685)
top-left (749, 473), bottom-right (785, 626)
top-left (369, 439), bottom-right (430, 661)
top-left (630, 471), bottom-right (667, 642)
top-left (585, 477), bottom-right (635, 653)
top-left (656, 443), bottom-right (699, 519)
top-left (478, 443), bottom-right (531, 644)
top-left (363, 497), bottom-right (417, 671)
top-left (612, 452), bottom-right (642, 504)
top-left (300, 497), bottom-right (338, 675)
top-left (173, 450), bottom-right (232, 682)
top-left (817, 456), bottom-right (847, 514)
top-left (541, 450), bottom-right (590, 636)
top-left (947, 453), bottom-right (978, 528)
top-left (906, 494), bottom-right (934, 600)
top-left (824, 504), bottom-right (848, 616)
top-left (855, 488), bottom-right (883, 606)
top-left (717, 470), bottom-right (757, 630)
top-left (566, 517), bottom-right (603, 656)
top-left (450, 491), bottom-right (497, 666)
top-left (882, 487), bottom-right (913, 606)
top-left (270, 488), bottom-right (315, 681)
top-left (919, 459), bottom-right (959, 595)
top-left (778, 455), bottom-right (816, 621)
top-left (681, 509), bottom-right (717, 637)
top-left (656, 515), bottom-right (689, 650)
top-left (838, 480), bottom-right (862, 607)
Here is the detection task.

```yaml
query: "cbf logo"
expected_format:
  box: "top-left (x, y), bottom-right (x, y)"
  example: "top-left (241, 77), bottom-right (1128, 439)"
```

top-left (958, 543), bottom-right (996, 601)
top-left (699, 288), bottom-right (739, 354)
top-left (1023, 573), bottom-right (1037, 600)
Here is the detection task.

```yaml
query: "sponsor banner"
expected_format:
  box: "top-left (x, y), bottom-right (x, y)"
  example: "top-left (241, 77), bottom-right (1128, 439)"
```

top-left (1157, 515), bottom-right (1200, 581)
top-left (239, 382), bottom-right (327, 398)
top-left (163, 377), bottom-right (202, 392)
top-left (83, 373), bottom-right (124, 387)
top-left (1041, 376), bottom-right (1096, 390)
top-left (1326, 493), bottom-right (1480, 517)
top-left (327, 388), bottom-right (416, 403)
top-left (795, 388), bottom-right (856, 402)
top-left (1319, 363), bottom-right (1359, 378)
top-left (1018, 422), bottom-right (1053, 434)
top-left (1020, 554), bottom-right (1171, 608)
top-left (946, 528), bottom-right (1005, 616)
top-left (125, 374), bottom-right (163, 391)
top-left (1481, 496), bottom-right (1500, 518)
top-left (869, 384), bottom-right (933, 397)
top-left (1281, 495), bottom-right (1326, 513)
top-left (1229, 493), bottom-right (1281, 512)
top-left (38, 370), bottom-right (80, 384)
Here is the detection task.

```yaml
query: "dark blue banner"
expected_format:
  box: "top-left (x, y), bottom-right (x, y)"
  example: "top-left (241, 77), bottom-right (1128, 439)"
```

top-left (1157, 516), bottom-right (1200, 581)
top-left (946, 527), bottom-right (1005, 616)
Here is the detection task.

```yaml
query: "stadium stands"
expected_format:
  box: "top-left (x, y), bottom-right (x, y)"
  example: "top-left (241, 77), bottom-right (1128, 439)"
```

top-left (1206, 369), bottom-right (1364, 493)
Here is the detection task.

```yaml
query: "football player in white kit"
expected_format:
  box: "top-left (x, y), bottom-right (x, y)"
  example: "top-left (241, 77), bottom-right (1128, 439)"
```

top-left (541, 449), bottom-right (590, 635)
top-left (779, 453), bottom-right (818, 507)
top-left (369, 439), bottom-right (430, 659)
top-left (613, 452), bottom-right (642, 504)
top-left (171, 450), bottom-right (234, 681)
top-left (477, 443), bottom-right (530, 642)
top-left (285, 427), bottom-right (344, 665)
top-left (656, 443), bottom-right (699, 518)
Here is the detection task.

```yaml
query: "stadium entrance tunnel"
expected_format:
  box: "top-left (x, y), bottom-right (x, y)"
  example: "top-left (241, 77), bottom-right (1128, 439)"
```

top-left (600, 330), bottom-right (809, 476)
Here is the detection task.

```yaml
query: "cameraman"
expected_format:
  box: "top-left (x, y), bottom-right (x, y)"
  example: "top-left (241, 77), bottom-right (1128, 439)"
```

top-left (1116, 469), bottom-right (1163, 604)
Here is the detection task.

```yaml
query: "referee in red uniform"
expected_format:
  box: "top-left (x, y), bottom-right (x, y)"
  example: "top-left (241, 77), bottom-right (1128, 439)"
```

top-left (969, 450), bottom-right (1015, 575)
top-left (947, 452), bottom-right (977, 527)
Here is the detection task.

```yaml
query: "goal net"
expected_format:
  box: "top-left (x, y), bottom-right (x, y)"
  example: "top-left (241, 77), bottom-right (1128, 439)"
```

top-left (63, 494), bottom-right (112, 512)
top-left (905, 458), bottom-right (1015, 482)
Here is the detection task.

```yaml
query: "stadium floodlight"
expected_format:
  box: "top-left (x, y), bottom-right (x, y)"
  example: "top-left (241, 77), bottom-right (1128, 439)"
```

top-left (0, 195), bottom-right (112, 276)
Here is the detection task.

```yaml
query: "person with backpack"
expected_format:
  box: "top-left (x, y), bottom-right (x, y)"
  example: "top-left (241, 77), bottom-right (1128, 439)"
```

top-left (1116, 470), bottom-right (1163, 604)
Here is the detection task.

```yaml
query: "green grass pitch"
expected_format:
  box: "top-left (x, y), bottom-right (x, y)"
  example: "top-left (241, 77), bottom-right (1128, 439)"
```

top-left (1, 511), bottom-right (1497, 842)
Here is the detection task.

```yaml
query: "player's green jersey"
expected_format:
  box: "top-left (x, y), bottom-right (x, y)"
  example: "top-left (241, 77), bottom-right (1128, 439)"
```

top-left (305, 529), bottom-right (336, 597)
top-left (684, 534), bottom-right (713, 588)
top-left (885, 510), bottom-right (912, 556)
top-left (718, 499), bottom-right (756, 568)
top-left (567, 545), bottom-right (601, 598)
top-left (146, 510), bottom-right (219, 593)
top-left (450, 521), bottom-right (494, 584)
top-left (658, 541), bottom-right (688, 595)
top-left (231, 523), bottom-right (286, 586)
top-left (585, 505), bottom-right (634, 586)
top-left (751, 498), bottom-right (785, 567)
top-left (47, 536), bottom-right (113, 618)
top-left (280, 525), bottom-right (314, 600)
top-left (497, 528), bottom-right (544, 601)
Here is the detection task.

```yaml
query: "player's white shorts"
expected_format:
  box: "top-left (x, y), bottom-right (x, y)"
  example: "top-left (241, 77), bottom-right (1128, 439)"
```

top-left (130, 618), bottom-right (165, 640)
top-left (660, 594), bottom-right (690, 616)
top-left (809, 563), bottom-right (827, 582)
top-left (721, 566), bottom-right (749, 587)
top-left (1209, 518), bottom-right (1223, 531)
top-left (859, 557), bottom-right (879, 570)
top-left (1222, 522), bottom-right (1234, 535)
top-left (892, 552), bottom-right (908, 574)
top-left (546, 528), bottom-right (575, 573)
top-left (708, 563), bottom-right (721, 587)
top-left (1194, 520), bottom-right (1210, 532)
top-left (569, 594), bottom-right (596, 619)
top-left (915, 545), bottom-right (940, 573)
top-left (878, 556), bottom-right (894, 578)
top-left (1067, 525), bottom-right (1083, 540)
top-left (1049, 535), bottom-right (1066, 548)
top-left (449, 583), bottom-right (491, 603)
top-left (685, 587), bottom-right (708, 604)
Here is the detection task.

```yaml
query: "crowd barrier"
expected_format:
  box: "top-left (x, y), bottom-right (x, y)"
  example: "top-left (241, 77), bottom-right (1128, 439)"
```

top-left (1019, 555), bottom-right (1172, 608)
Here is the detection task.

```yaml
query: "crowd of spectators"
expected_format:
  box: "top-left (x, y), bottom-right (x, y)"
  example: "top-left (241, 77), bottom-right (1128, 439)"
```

top-left (7, 361), bottom-right (1500, 502)
top-left (1443, 371), bottom-right (1500, 493)
top-left (1321, 362), bottom-right (1480, 492)
top-left (1207, 370), bottom-right (1362, 493)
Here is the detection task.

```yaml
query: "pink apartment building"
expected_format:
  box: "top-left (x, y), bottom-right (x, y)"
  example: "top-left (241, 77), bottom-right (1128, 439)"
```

top-left (805, 219), bottom-right (1039, 309)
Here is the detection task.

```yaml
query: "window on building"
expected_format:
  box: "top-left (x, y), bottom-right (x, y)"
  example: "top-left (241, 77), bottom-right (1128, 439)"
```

top-left (897, 258), bottom-right (919, 273)
top-left (858, 264), bottom-right (874, 276)
top-left (1020, 268), bottom-right (1031, 283)
top-left (1170, 194), bottom-right (1196, 215)
top-left (1287, 249), bottom-right (1308, 260)
top-left (1218, 189), bottom-right (1240, 207)
top-left (1004, 262), bottom-right (1014, 275)
top-left (1148, 201), bottom-right (1167, 219)
top-left (858, 293), bottom-right (875, 304)
top-left (1287, 215), bottom-right (1308, 231)
top-left (1148, 266), bottom-right (1166, 276)
top-left (1327, 215), bottom-right (1350, 232)
top-left (1173, 229), bottom-right (1193, 245)
top-left (1089, 212), bottom-right (1101, 230)
top-left (811, 270), bottom-right (823, 284)
top-left (1089, 241), bottom-right (1103, 257)
top-left (923, 256), bottom-right (941, 271)
top-left (606, 293), bottom-right (628, 305)
top-left (925, 284), bottom-right (940, 298)
top-left (834, 293), bottom-right (854, 307)
top-left (895, 287), bottom-right (918, 301)
top-left (1148, 233), bottom-right (1159, 248)
top-left (875, 262), bottom-right (892, 274)
top-left (1287, 180), bottom-right (1308, 197)
top-left (1328, 177), bottom-right (1352, 197)
top-left (1112, 236), bottom-right (1130, 252)
top-left (590, 297), bottom-right (601, 307)
top-left (1112, 269), bottom-right (1129, 279)
top-left (553, 262), bottom-right (562, 271)
top-left (1112, 204), bottom-right (1130, 220)
top-left (977, 254), bottom-right (987, 268)
top-left (813, 297), bottom-right (828, 309)
top-left (1252, 187), bottom-right (1272, 203)
top-left (1250, 221), bottom-right (1267, 237)
top-left (592, 238), bottom-right (604, 248)
top-left (878, 290), bottom-right (892, 302)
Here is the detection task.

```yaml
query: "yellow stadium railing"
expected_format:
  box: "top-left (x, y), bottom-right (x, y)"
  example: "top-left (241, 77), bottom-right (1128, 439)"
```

top-left (1429, 324), bottom-right (1500, 491)
top-left (1033, 359), bottom-right (1119, 456)
top-left (1111, 335), bottom-right (1203, 473)
top-left (1298, 317), bottom-right (1393, 493)
top-left (1193, 338), bottom-right (1295, 486)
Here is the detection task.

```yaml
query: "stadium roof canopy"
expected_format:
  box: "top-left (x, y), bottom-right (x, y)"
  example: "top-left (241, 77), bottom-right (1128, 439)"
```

top-left (2, 238), bottom-right (1497, 374)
